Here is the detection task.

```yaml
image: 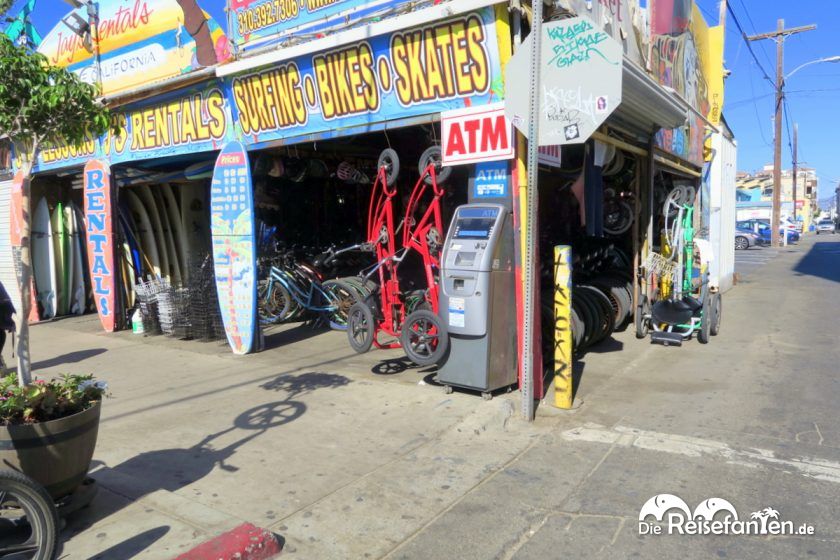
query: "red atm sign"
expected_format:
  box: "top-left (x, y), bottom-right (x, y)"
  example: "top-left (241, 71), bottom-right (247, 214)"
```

top-left (441, 103), bottom-right (514, 166)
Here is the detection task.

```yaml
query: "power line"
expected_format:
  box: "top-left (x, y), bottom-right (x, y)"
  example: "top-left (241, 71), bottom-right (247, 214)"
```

top-left (726, 2), bottom-right (775, 85)
top-left (737, 0), bottom-right (775, 71)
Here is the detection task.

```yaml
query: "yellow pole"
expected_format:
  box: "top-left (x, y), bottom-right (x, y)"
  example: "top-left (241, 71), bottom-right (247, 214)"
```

top-left (553, 245), bottom-right (573, 409)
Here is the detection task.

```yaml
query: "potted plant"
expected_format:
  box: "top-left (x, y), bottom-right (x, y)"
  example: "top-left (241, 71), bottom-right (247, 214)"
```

top-left (0, 373), bottom-right (107, 500)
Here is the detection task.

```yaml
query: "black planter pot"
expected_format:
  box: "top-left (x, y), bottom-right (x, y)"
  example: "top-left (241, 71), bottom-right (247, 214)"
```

top-left (0, 401), bottom-right (101, 500)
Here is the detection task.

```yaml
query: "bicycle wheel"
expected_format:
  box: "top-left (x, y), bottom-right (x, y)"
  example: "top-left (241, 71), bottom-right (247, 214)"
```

top-left (378, 148), bottom-right (400, 187)
top-left (419, 146), bottom-right (451, 185)
top-left (347, 301), bottom-right (375, 353)
top-left (401, 309), bottom-right (448, 366)
top-left (260, 280), bottom-right (295, 323)
top-left (0, 470), bottom-right (60, 560)
top-left (322, 279), bottom-right (360, 329)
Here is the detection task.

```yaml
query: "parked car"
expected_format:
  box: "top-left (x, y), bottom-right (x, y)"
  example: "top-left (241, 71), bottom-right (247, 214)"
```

top-left (735, 228), bottom-right (763, 250)
top-left (815, 219), bottom-right (836, 234)
top-left (736, 220), bottom-right (800, 243)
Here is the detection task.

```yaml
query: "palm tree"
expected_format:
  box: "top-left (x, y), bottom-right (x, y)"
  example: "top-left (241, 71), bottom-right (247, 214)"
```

top-left (763, 507), bottom-right (780, 520)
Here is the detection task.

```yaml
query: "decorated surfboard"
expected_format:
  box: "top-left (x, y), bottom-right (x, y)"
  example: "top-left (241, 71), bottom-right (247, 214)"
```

top-left (32, 198), bottom-right (57, 319)
top-left (210, 141), bottom-right (257, 355)
top-left (51, 202), bottom-right (68, 316)
top-left (83, 160), bottom-right (117, 332)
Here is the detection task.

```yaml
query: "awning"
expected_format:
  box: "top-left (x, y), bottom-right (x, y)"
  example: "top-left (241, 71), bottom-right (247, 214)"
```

top-left (610, 58), bottom-right (689, 135)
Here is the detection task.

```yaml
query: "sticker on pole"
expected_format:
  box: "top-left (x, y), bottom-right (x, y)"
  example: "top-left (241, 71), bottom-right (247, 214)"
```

top-left (448, 297), bottom-right (466, 328)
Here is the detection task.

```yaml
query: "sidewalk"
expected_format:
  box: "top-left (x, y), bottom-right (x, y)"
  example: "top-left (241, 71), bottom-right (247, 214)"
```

top-left (4, 235), bottom-right (839, 558)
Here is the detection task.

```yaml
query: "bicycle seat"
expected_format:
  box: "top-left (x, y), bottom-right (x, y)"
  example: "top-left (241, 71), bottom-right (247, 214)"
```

top-left (682, 296), bottom-right (703, 312)
top-left (651, 299), bottom-right (694, 325)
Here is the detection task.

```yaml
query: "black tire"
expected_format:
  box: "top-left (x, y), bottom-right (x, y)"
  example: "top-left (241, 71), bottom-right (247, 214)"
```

top-left (698, 296), bottom-right (711, 344)
top-left (578, 286), bottom-right (615, 345)
top-left (635, 295), bottom-right (650, 339)
top-left (322, 279), bottom-right (362, 329)
top-left (572, 290), bottom-right (597, 350)
top-left (401, 309), bottom-right (448, 366)
top-left (347, 302), bottom-right (375, 353)
top-left (419, 146), bottom-right (451, 185)
top-left (710, 293), bottom-right (722, 336)
top-left (0, 470), bottom-right (60, 560)
top-left (259, 280), bottom-right (294, 324)
top-left (735, 236), bottom-right (749, 250)
top-left (378, 148), bottom-right (400, 187)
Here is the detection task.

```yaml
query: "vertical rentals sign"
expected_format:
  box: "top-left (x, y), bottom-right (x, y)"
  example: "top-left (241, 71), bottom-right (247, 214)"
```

top-left (83, 160), bottom-right (117, 332)
top-left (210, 141), bottom-right (257, 355)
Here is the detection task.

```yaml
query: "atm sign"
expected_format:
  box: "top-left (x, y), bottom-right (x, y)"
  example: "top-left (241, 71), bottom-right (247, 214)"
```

top-left (441, 102), bottom-right (514, 166)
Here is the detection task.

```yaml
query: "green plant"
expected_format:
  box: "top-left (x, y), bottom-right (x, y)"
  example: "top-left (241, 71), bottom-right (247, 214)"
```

top-left (0, 33), bottom-right (112, 385)
top-left (0, 373), bottom-right (108, 426)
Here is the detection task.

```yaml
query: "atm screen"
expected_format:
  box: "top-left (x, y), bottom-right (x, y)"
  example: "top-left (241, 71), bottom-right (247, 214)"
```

top-left (453, 207), bottom-right (499, 239)
top-left (453, 218), bottom-right (496, 239)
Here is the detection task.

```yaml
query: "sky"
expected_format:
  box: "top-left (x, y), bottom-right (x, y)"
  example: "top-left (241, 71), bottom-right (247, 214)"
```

top-left (8, 0), bottom-right (840, 201)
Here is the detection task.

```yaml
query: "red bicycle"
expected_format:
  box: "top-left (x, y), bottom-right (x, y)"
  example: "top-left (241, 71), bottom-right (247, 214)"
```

top-left (347, 147), bottom-right (450, 365)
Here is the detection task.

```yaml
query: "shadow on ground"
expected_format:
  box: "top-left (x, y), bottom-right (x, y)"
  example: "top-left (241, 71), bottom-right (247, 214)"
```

top-left (793, 242), bottom-right (840, 283)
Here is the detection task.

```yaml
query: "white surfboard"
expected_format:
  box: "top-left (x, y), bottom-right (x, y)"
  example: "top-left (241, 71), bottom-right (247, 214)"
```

top-left (51, 203), bottom-right (67, 315)
top-left (68, 204), bottom-right (85, 315)
top-left (124, 189), bottom-right (162, 280)
top-left (135, 186), bottom-right (170, 283)
top-left (152, 186), bottom-right (182, 285)
top-left (161, 183), bottom-right (188, 282)
top-left (73, 205), bottom-right (94, 313)
top-left (32, 198), bottom-right (57, 319)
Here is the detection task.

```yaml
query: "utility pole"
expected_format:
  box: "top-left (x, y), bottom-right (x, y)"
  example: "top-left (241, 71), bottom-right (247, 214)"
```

top-left (792, 123), bottom-right (798, 224)
top-left (748, 20), bottom-right (816, 246)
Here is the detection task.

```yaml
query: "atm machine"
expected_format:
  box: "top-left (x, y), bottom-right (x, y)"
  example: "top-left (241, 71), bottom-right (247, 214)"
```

top-left (437, 203), bottom-right (517, 398)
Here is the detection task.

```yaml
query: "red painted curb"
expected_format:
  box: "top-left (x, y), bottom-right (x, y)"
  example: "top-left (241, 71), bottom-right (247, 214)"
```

top-left (174, 522), bottom-right (283, 560)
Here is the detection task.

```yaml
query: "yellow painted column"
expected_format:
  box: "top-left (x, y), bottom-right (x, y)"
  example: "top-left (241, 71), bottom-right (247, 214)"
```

top-left (553, 245), bottom-right (573, 409)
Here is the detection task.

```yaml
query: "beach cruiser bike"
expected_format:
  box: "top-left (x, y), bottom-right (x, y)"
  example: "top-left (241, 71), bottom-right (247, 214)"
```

top-left (258, 247), bottom-right (359, 330)
top-left (346, 147), bottom-right (450, 366)
top-left (0, 469), bottom-right (60, 559)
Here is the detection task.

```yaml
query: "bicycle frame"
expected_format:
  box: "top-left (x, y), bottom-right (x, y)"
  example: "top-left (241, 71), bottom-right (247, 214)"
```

top-left (269, 265), bottom-right (336, 314)
top-left (367, 162), bottom-right (445, 348)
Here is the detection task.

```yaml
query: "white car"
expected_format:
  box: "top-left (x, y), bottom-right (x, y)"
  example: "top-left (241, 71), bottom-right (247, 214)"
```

top-left (815, 219), bottom-right (836, 234)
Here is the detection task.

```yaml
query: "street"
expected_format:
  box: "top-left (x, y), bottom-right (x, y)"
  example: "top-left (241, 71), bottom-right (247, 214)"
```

top-left (2, 234), bottom-right (837, 558)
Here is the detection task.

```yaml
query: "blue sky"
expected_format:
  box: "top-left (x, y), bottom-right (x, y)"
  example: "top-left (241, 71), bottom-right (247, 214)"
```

top-left (8, 1), bottom-right (840, 200)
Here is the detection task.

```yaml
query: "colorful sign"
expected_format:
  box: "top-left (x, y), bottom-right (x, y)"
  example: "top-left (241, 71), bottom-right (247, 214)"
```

top-left (441, 103), bottom-right (513, 166)
top-left (210, 141), bottom-right (257, 355)
top-left (83, 160), bottom-right (117, 332)
top-left (36, 81), bottom-right (233, 172)
top-left (9, 171), bottom-right (25, 247)
top-left (226, 8), bottom-right (504, 147)
top-left (538, 145), bottom-right (563, 168)
top-left (37, 0), bottom-right (230, 96)
top-left (231, 0), bottom-right (416, 52)
top-left (650, 0), bottom-right (710, 166)
top-left (472, 161), bottom-right (509, 199)
top-left (504, 15), bottom-right (623, 146)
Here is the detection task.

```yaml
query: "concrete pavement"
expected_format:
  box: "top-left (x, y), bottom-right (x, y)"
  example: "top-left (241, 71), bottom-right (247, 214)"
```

top-left (2, 233), bottom-right (839, 558)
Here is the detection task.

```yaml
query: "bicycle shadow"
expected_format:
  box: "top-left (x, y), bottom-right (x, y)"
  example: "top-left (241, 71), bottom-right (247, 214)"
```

top-left (262, 323), bottom-right (333, 350)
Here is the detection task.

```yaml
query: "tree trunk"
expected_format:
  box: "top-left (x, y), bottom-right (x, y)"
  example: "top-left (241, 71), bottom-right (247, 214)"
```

top-left (15, 160), bottom-right (32, 385)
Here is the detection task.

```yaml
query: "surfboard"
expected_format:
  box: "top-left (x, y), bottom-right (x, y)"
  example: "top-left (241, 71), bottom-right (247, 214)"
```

top-left (211, 142), bottom-right (258, 355)
top-left (51, 202), bottom-right (68, 315)
top-left (68, 204), bottom-right (86, 315)
top-left (32, 198), bottom-right (57, 319)
top-left (73, 204), bottom-right (94, 313)
top-left (124, 189), bottom-right (162, 280)
top-left (184, 160), bottom-right (215, 181)
top-left (119, 211), bottom-right (143, 281)
top-left (151, 186), bottom-right (182, 285)
top-left (180, 181), bottom-right (211, 271)
top-left (135, 186), bottom-right (170, 282)
top-left (83, 159), bottom-right (117, 332)
top-left (118, 218), bottom-right (136, 308)
top-left (63, 204), bottom-right (78, 315)
top-left (161, 183), bottom-right (188, 282)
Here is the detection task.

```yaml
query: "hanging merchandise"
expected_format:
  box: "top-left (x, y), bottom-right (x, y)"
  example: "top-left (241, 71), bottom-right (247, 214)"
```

top-left (636, 184), bottom-right (722, 346)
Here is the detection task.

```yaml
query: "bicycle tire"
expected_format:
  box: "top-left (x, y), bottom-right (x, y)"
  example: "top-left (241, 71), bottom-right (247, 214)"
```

top-left (0, 470), bottom-right (60, 560)
top-left (378, 148), bottom-right (400, 187)
top-left (322, 279), bottom-right (361, 329)
top-left (710, 293), bottom-right (722, 336)
top-left (260, 280), bottom-right (295, 323)
top-left (347, 301), bottom-right (375, 353)
top-left (419, 146), bottom-right (451, 185)
top-left (401, 309), bottom-right (448, 366)
top-left (577, 286), bottom-right (615, 346)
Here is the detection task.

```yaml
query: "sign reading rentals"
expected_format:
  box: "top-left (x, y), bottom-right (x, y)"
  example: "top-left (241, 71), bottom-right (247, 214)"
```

top-left (441, 103), bottom-right (513, 166)
top-left (226, 8), bottom-right (504, 147)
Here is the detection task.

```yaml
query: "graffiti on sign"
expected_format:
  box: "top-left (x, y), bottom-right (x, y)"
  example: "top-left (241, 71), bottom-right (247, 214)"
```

top-left (545, 19), bottom-right (614, 68)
